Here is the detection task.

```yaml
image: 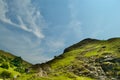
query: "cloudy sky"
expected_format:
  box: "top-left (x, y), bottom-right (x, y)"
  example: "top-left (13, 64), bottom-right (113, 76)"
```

top-left (0, 0), bottom-right (120, 64)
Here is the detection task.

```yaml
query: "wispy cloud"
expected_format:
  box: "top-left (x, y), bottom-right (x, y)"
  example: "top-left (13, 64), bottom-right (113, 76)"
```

top-left (0, 0), bottom-right (77, 64)
top-left (0, 0), bottom-right (7, 20)
top-left (0, 0), bottom-right (66, 63)
top-left (68, 0), bottom-right (83, 38)
top-left (0, 0), bottom-right (47, 63)
top-left (0, 0), bottom-right (45, 38)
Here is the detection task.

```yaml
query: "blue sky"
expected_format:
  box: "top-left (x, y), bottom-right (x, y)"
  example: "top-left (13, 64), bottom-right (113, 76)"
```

top-left (0, 0), bottom-right (120, 64)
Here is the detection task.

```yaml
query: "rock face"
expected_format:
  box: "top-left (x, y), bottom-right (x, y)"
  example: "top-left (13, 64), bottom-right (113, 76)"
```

top-left (31, 63), bottom-right (50, 77)
top-left (67, 54), bottom-right (120, 80)
top-left (32, 38), bottom-right (120, 80)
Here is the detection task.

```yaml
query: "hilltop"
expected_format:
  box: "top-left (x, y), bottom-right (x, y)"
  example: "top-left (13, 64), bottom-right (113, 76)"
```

top-left (31, 38), bottom-right (120, 80)
top-left (1, 38), bottom-right (120, 80)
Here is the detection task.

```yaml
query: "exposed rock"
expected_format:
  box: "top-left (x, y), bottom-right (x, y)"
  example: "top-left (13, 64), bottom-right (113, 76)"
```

top-left (31, 38), bottom-right (120, 80)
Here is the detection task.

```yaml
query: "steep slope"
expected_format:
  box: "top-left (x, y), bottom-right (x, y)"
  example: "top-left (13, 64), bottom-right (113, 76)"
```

top-left (1, 37), bottom-right (120, 80)
top-left (31, 38), bottom-right (120, 80)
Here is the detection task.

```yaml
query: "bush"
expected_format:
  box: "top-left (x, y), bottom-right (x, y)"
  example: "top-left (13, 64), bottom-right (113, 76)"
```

top-left (0, 71), bottom-right (11, 79)
top-left (0, 62), bottom-right (9, 69)
top-left (11, 57), bottom-right (22, 67)
top-left (0, 57), bottom-right (4, 63)
top-left (14, 67), bottom-right (25, 73)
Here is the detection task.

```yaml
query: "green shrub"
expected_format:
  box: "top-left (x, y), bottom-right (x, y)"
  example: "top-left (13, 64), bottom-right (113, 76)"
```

top-left (11, 57), bottom-right (22, 67)
top-left (0, 62), bottom-right (9, 69)
top-left (14, 67), bottom-right (25, 73)
top-left (0, 57), bottom-right (4, 63)
top-left (0, 70), bottom-right (11, 79)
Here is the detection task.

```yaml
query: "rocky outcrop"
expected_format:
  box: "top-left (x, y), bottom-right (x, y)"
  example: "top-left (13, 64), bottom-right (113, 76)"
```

top-left (31, 63), bottom-right (51, 77)
top-left (31, 38), bottom-right (120, 80)
top-left (66, 53), bottom-right (120, 80)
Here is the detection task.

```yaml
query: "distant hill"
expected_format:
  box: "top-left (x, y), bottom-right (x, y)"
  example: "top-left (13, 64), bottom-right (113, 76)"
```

top-left (0, 50), bottom-right (16, 58)
top-left (0, 50), bottom-right (32, 66)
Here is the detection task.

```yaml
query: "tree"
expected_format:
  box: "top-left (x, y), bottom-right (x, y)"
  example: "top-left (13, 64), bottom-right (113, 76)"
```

top-left (11, 57), bottom-right (22, 67)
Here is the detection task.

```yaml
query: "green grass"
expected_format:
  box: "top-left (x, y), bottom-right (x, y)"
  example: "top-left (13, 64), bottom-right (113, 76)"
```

top-left (50, 42), bottom-right (100, 68)
top-left (0, 50), bottom-right (32, 80)
top-left (50, 49), bottom-right (82, 69)
top-left (18, 75), bottom-right (94, 80)
top-left (0, 50), bottom-right (16, 59)
top-left (2, 38), bottom-right (120, 80)
top-left (37, 72), bottom-right (94, 80)
top-left (0, 68), bottom-right (20, 79)
top-left (84, 48), bottom-right (99, 57)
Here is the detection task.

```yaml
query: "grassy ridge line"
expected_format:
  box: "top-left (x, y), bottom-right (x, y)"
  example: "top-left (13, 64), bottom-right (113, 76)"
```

top-left (0, 50), bottom-right (32, 65)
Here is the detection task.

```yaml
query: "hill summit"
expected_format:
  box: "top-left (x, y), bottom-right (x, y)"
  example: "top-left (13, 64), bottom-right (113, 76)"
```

top-left (32, 37), bottom-right (120, 80)
top-left (1, 38), bottom-right (120, 80)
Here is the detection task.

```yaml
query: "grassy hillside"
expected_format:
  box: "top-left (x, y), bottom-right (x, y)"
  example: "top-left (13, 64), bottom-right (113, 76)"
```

top-left (0, 50), bottom-right (32, 80)
top-left (1, 38), bottom-right (120, 80)
top-left (30, 38), bottom-right (120, 80)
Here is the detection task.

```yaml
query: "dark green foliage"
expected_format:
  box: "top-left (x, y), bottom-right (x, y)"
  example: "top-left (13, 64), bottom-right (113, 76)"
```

top-left (0, 50), bottom-right (32, 79)
top-left (11, 57), bottom-right (22, 67)
top-left (9, 63), bottom-right (14, 68)
top-left (0, 71), bottom-right (11, 79)
top-left (0, 57), bottom-right (4, 63)
top-left (2, 38), bottom-right (120, 80)
top-left (1, 55), bottom-right (8, 61)
top-left (14, 67), bottom-right (25, 73)
top-left (54, 56), bottom-right (57, 59)
top-left (0, 62), bottom-right (9, 69)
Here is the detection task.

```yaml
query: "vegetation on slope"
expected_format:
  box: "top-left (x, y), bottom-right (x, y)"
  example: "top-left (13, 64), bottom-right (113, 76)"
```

top-left (0, 50), bottom-right (32, 80)
top-left (1, 38), bottom-right (120, 80)
top-left (31, 38), bottom-right (120, 80)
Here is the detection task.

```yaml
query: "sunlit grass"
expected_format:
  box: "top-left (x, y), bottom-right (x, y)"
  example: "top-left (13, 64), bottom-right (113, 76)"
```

top-left (1, 38), bottom-right (120, 80)
top-left (51, 49), bottom-right (82, 69)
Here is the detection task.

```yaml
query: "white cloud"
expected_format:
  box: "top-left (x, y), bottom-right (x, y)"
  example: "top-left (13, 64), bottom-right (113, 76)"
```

top-left (0, 0), bottom-right (7, 20)
top-left (0, 0), bottom-right (71, 64)
top-left (0, 0), bottom-right (45, 39)
top-left (69, 0), bottom-right (79, 20)
top-left (0, 0), bottom-right (47, 63)
top-left (0, 27), bottom-right (46, 63)
top-left (68, 0), bottom-right (83, 38)
top-left (0, 0), bottom-right (66, 64)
